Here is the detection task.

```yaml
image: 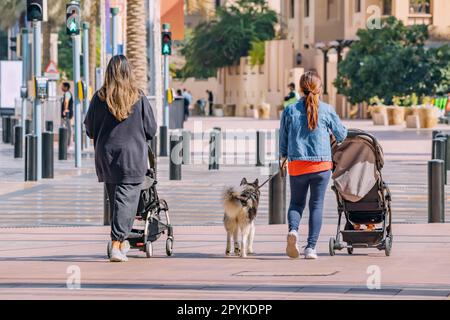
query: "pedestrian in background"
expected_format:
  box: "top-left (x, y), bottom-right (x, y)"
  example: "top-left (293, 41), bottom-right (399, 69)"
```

top-left (283, 83), bottom-right (300, 108)
top-left (84, 55), bottom-right (157, 263)
top-left (182, 89), bottom-right (192, 121)
top-left (207, 90), bottom-right (214, 116)
top-left (60, 82), bottom-right (74, 147)
top-left (279, 71), bottom-right (348, 260)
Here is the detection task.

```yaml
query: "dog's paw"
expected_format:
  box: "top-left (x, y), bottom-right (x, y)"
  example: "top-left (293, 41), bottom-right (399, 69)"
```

top-left (234, 248), bottom-right (241, 256)
top-left (240, 253), bottom-right (248, 258)
top-left (226, 250), bottom-right (232, 256)
top-left (247, 249), bottom-right (255, 255)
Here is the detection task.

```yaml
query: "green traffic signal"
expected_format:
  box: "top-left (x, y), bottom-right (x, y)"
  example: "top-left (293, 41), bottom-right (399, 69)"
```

top-left (162, 31), bottom-right (172, 56)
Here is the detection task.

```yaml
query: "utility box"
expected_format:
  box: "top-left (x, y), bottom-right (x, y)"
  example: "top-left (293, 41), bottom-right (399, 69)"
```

top-left (0, 60), bottom-right (23, 116)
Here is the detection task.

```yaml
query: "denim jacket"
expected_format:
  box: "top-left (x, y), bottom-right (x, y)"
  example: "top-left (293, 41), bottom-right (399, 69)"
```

top-left (279, 98), bottom-right (348, 162)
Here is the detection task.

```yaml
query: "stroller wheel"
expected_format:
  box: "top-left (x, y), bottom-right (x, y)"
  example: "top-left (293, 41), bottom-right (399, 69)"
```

top-left (385, 236), bottom-right (393, 257)
top-left (166, 237), bottom-right (174, 257)
top-left (347, 247), bottom-right (354, 255)
top-left (145, 242), bottom-right (153, 258)
top-left (107, 241), bottom-right (112, 259)
top-left (329, 238), bottom-right (336, 256)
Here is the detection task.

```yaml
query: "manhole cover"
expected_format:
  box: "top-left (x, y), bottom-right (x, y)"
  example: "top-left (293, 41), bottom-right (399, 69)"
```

top-left (233, 271), bottom-right (339, 277)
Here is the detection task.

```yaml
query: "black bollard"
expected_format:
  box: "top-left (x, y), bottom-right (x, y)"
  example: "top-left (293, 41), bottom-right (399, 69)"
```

top-left (3, 117), bottom-right (12, 144)
top-left (256, 131), bottom-right (266, 167)
top-left (9, 119), bottom-right (18, 146)
top-left (42, 132), bottom-right (54, 179)
top-left (25, 119), bottom-right (32, 134)
top-left (436, 133), bottom-right (450, 171)
top-left (45, 121), bottom-right (54, 132)
top-left (169, 134), bottom-right (182, 181)
top-left (433, 138), bottom-right (447, 184)
top-left (269, 161), bottom-right (287, 225)
top-left (160, 126), bottom-right (168, 157)
top-left (1, 117), bottom-right (6, 143)
top-left (209, 129), bottom-right (220, 170)
top-left (428, 160), bottom-right (445, 223)
top-left (58, 127), bottom-right (68, 160)
top-left (14, 126), bottom-right (23, 158)
top-left (25, 134), bottom-right (38, 181)
top-left (103, 184), bottom-right (111, 226)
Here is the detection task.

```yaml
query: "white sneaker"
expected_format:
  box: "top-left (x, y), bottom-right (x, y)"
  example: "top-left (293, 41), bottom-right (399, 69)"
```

top-left (286, 231), bottom-right (300, 259)
top-left (304, 247), bottom-right (318, 260)
top-left (120, 240), bottom-right (130, 256)
top-left (110, 248), bottom-right (129, 262)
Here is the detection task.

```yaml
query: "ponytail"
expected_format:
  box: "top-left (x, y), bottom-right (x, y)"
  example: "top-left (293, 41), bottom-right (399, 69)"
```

top-left (300, 71), bottom-right (322, 131)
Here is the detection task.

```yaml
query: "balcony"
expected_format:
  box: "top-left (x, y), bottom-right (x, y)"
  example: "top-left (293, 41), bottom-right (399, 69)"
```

top-left (407, 13), bottom-right (433, 26)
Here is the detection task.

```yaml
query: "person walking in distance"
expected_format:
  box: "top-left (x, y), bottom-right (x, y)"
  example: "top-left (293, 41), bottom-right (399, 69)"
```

top-left (84, 55), bottom-right (157, 262)
top-left (207, 90), bottom-right (214, 116)
top-left (61, 82), bottom-right (74, 147)
top-left (280, 71), bottom-right (348, 260)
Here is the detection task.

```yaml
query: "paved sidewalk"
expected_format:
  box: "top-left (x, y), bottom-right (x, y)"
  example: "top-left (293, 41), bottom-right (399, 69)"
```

top-left (0, 224), bottom-right (449, 300)
top-left (0, 118), bottom-right (449, 227)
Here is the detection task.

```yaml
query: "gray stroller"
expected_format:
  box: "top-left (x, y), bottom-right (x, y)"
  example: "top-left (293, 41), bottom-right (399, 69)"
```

top-left (329, 129), bottom-right (393, 256)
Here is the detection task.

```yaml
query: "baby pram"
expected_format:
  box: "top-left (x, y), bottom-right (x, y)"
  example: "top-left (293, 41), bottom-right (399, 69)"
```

top-left (107, 141), bottom-right (174, 258)
top-left (329, 129), bottom-right (393, 256)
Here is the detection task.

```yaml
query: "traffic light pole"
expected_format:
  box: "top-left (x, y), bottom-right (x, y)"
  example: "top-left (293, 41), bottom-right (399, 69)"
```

top-left (111, 8), bottom-right (119, 56)
top-left (21, 28), bottom-right (29, 156)
top-left (82, 22), bottom-right (90, 149)
top-left (72, 35), bottom-right (82, 168)
top-left (163, 54), bottom-right (170, 127)
top-left (32, 21), bottom-right (42, 180)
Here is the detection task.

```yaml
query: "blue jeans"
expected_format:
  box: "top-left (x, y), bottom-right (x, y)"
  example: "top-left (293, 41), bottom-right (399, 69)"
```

top-left (288, 170), bottom-right (331, 249)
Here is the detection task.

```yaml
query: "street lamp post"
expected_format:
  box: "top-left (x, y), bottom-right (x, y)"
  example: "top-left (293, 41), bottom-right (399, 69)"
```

top-left (32, 20), bottom-right (43, 180)
top-left (111, 7), bottom-right (119, 56)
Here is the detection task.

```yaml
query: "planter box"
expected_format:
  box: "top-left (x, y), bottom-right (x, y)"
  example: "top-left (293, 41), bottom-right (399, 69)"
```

top-left (372, 112), bottom-right (389, 126)
top-left (258, 103), bottom-right (271, 120)
top-left (223, 104), bottom-right (236, 117)
top-left (213, 104), bottom-right (224, 117)
top-left (387, 106), bottom-right (405, 125)
top-left (245, 105), bottom-right (259, 119)
top-left (406, 115), bottom-right (420, 128)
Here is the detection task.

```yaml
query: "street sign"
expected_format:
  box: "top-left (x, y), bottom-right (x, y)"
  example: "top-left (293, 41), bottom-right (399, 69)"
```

top-left (44, 61), bottom-right (60, 80)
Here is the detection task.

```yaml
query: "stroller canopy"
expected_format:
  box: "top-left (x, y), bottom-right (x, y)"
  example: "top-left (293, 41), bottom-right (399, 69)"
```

top-left (332, 130), bottom-right (384, 203)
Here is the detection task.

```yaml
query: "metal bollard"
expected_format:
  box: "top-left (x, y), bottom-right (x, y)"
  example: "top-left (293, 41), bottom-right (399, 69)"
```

top-left (169, 134), bottom-right (182, 180)
top-left (269, 161), bottom-right (287, 225)
top-left (436, 133), bottom-right (450, 171)
top-left (433, 138), bottom-right (447, 184)
top-left (274, 128), bottom-right (280, 160)
top-left (103, 184), bottom-right (111, 226)
top-left (428, 160), bottom-right (445, 223)
top-left (1, 117), bottom-right (7, 143)
top-left (10, 119), bottom-right (18, 146)
top-left (160, 126), bottom-right (168, 157)
top-left (25, 119), bottom-right (32, 134)
top-left (45, 121), bottom-right (54, 132)
top-left (182, 130), bottom-right (191, 165)
top-left (58, 127), bottom-right (68, 160)
top-left (209, 129), bottom-right (220, 170)
top-left (256, 131), bottom-right (266, 167)
top-left (42, 132), bottom-right (54, 179)
top-left (14, 126), bottom-right (23, 158)
top-left (25, 134), bottom-right (38, 181)
top-left (3, 117), bottom-right (12, 144)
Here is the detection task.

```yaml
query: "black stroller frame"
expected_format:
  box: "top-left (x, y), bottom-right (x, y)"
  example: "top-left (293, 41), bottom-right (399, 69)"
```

top-left (107, 141), bottom-right (174, 258)
top-left (329, 130), bottom-right (393, 257)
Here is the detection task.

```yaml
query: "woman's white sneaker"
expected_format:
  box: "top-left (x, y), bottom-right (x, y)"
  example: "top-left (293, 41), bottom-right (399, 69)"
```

top-left (304, 247), bottom-right (318, 260)
top-left (286, 231), bottom-right (300, 259)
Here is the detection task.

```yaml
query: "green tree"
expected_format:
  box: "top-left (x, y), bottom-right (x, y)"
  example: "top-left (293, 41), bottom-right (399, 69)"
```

top-left (181, 0), bottom-right (277, 78)
top-left (334, 17), bottom-right (450, 105)
top-left (57, 27), bottom-right (73, 80)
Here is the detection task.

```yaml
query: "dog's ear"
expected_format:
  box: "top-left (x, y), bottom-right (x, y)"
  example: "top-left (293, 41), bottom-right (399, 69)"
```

top-left (254, 179), bottom-right (259, 186)
top-left (240, 178), bottom-right (248, 186)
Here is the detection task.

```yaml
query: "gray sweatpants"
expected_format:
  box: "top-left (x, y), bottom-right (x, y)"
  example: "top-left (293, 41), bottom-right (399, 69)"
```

top-left (106, 183), bottom-right (142, 242)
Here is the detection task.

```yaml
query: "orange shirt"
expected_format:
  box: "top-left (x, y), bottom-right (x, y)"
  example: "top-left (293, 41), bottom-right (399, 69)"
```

top-left (288, 160), bottom-right (333, 177)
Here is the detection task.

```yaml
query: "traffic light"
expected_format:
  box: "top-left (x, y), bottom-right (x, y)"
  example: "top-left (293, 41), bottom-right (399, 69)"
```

top-left (10, 36), bottom-right (18, 53)
top-left (162, 31), bottom-right (172, 56)
top-left (27, 0), bottom-right (44, 22)
top-left (66, 2), bottom-right (81, 36)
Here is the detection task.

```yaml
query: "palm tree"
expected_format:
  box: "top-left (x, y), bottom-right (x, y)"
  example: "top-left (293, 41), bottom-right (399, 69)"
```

top-left (126, 0), bottom-right (148, 92)
top-left (81, 0), bottom-right (100, 90)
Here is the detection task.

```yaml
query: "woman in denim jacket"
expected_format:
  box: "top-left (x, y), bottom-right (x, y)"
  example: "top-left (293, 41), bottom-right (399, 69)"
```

top-left (279, 71), bottom-right (348, 259)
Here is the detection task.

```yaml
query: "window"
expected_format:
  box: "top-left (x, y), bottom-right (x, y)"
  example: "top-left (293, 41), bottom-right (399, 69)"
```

top-left (355, 0), bottom-right (361, 13)
top-left (409, 0), bottom-right (431, 14)
top-left (290, 0), bottom-right (295, 18)
top-left (383, 0), bottom-right (393, 15)
top-left (305, 0), bottom-right (310, 17)
top-left (327, 0), bottom-right (338, 20)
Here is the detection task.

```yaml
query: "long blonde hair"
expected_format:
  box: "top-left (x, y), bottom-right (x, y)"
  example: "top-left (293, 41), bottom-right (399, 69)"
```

top-left (300, 71), bottom-right (322, 131)
top-left (98, 55), bottom-right (141, 121)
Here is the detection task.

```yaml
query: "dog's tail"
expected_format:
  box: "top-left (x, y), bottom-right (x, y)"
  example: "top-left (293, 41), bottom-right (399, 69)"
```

top-left (223, 187), bottom-right (241, 203)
